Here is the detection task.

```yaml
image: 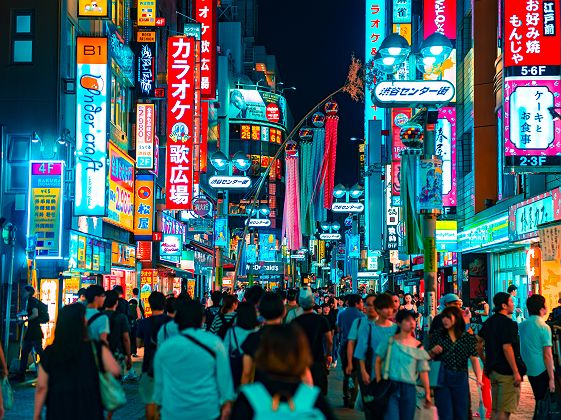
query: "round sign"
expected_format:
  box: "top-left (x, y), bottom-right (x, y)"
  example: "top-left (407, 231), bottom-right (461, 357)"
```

top-left (192, 197), bottom-right (212, 217)
top-left (266, 103), bottom-right (280, 123)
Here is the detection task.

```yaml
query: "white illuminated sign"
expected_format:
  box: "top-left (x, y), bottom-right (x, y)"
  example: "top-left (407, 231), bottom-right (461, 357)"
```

top-left (290, 254), bottom-right (306, 260)
top-left (373, 80), bottom-right (455, 106)
top-left (331, 202), bottom-right (365, 213)
top-left (209, 176), bottom-right (251, 189)
top-left (246, 218), bottom-right (271, 227)
top-left (319, 233), bottom-right (342, 240)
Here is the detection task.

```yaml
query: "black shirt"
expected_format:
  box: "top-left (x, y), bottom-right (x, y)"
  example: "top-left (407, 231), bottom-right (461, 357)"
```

top-left (478, 313), bottom-right (520, 375)
top-left (241, 326), bottom-right (272, 383)
top-left (429, 330), bottom-right (477, 372)
top-left (136, 314), bottom-right (170, 373)
top-left (103, 310), bottom-right (131, 355)
top-left (292, 313), bottom-right (331, 363)
top-left (25, 297), bottom-right (44, 341)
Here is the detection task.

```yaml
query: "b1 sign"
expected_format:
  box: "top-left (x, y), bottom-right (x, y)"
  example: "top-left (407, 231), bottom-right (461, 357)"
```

top-left (373, 80), bottom-right (455, 106)
top-left (75, 37), bottom-right (108, 216)
top-left (504, 78), bottom-right (561, 172)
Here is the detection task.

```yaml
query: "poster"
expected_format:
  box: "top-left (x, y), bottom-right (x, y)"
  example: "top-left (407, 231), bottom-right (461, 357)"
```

top-left (140, 269), bottom-right (157, 316)
top-left (214, 218), bottom-right (228, 247)
top-left (228, 89), bottom-right (288, 127)
top-left (134, 175), bottom-right (155, 239)
top-left (105, 143), bottom-right (135, 231)
top-left (416, 158), bottom-right (443, 212)
top-left (436, 107), bottom-right (457, 207)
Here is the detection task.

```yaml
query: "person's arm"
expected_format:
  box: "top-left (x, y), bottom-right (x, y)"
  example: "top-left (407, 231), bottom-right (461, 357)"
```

top-left (360, 359), bottom-right (371, 384)
top-left (374, 356), bottom-right (382, 383)
top-left (418, 371), bottom-right (431, 406)
top-left (476, 336), bottom-right (486, 363)
top-left (502, 344), bottom-right (521, 386)
top-left (29, 307), bottom-right (39, 322)
top-left (123, 331), bottom-right (132, 369)
top-left (346, 340), bottom-right (356, 375)
top-left (101, 344), bottom-right (122, 377)
top-left (544, 346), bottom-right (555, 392)
top-left (324, 330), bottom-right (333, 365)
top-left (470, 356), bottom-right (483, 386)
top-left (240, 354), bottom-right (254, 385)
top-left (153, 347), bottom-right (163, 407)
top-left (33, 365), bottom-right (48, 420)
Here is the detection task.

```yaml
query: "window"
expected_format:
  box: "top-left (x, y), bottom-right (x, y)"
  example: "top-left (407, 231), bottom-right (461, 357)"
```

top-left (112, 0), bottom-right (124, 29)
top-left (12, 10), bottom-right (34, 64)
top-left (66, 21), bottom-right (76, 77)
top-left (6, 135), bottom-right (31, 191)
top-left (110, 63), bottom-right (130, 131)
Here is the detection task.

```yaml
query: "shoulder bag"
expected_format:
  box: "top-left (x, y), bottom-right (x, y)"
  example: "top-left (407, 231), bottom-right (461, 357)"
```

top-left (363, 336), bottom-right (396, 412)
top-left (1, 376), bottom-right (14, 410)
top-left (92, 342), bottom-right (127, 411)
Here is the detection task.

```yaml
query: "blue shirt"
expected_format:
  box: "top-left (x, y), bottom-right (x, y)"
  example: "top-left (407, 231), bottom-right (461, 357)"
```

top-left (376, 338), bottom-right (430, 385)
top-left (519, 315), bottom-right (552, 377)
top-left (85, 307), bottom-right (109, 341)
top-left (337, 307), bottom-right (365, 344)
top-left (355, 323), bottom-right (397, 376)
top-left (154, 328), bottom-right (235, 420)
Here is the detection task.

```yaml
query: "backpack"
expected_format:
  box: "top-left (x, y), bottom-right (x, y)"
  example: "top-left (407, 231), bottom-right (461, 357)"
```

top-left (106, 312), bottom-right (122, 355)
top-left (228, 327), bottom-right (244, 389)
top-left (205, 306), bottom-right (221, 331)
top-left (128, 300), bottom-right (139, 323)
top-left (146, 316), bottom-right (168, 377)
top-left (241, 382), bottom-right (325, 420)
top-left (37, 300), bottom-right (49, 324)
top-left (216, 313), bottom-right (236, 340)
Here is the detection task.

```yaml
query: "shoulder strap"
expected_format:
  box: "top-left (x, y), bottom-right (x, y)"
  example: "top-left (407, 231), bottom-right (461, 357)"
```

top-left (292, 384), bottom-right (320, 411)
top-left (88, 312), bottom-right (104, 326)
top-left (242, 383), bottom-right (272, 415)
top-left (232, 327), bottom-right (240, 350)
top-left (382, 337), bottom-right (394, 380)
top-left (181, 333), bottom-right (216, 359)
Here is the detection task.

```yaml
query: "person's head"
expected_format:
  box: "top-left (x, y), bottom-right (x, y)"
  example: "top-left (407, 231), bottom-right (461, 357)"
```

top-left (244, 285), bottom-right (265, 306)
top-left (395, 309), bottom-right (418, 333)
top-left (211, 290), bottom-right (222, 306)
top-left (165, 296), bottom-right (176, 316)
top-left (258, 292), bottom-right (285, 321)
top-left (440, 306), bottom-right (466, 338)
top-left (403, 293), bottom-right (413, 305)
top-left (221, 294), bottom-right (239, 314)
top-left (493, 292), bottom-right (514, 315)
top-left (347, 294), bottom-right (364, 311)
top-left (148, 291), bottom-right (166, 312)
top-left (78, 288), bottom-right (87, 301)
top-left (85, 285), bottom-right (105, 307)
top-left (298, 287), bottom-right (315, 311)
top-left (51, 304), bottom-right (88, 362)
top-left (103, 290), bottom-right (119, 310)
top-left (236, 302), bottom-right (258, 330)
top-left (321, 303), bottom-right (330, 316)
top-left (364, 294), bottom-right (378, 320)
top-left (440, 293), bottom-right (462, 310)
top-left (385, 292), bottom-right (400, 310)
top-left (507, 284), bottom-right (518, 297)
top-left (287, 289), bottom-right (298, 303)
top-left (132, 287), bottom-right (140, 296)
top-left (23, 285), bottom-right (35, 299)
top-left (526, 294), bottom-right (547, 317)
top-left (174, 299), bottom-right (204, 329)
top-left (112, 285), bottom-right (124, 297)
top-left (255, 324), bottom-right (312, 379)
top-left (374, 293), bottom-right (394, 320)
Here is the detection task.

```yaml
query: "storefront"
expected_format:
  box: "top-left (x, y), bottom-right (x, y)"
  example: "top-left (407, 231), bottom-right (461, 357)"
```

top-left (104, 241), bottom-right (137, 298)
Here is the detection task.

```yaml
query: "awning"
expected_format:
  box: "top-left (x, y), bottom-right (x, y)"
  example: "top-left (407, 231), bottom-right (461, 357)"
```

top-left (156, 262), bottom-right (195, 278)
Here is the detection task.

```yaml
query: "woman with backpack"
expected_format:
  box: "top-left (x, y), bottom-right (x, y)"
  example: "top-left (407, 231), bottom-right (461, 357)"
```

top-left (224, 302), bottom-right (259, 389)
top-left (33, 303), bottom-right (121, 420)
top-left (210, 294), bottom-right (239, 339)
top-left (231, 323), bottom-right (336, 420)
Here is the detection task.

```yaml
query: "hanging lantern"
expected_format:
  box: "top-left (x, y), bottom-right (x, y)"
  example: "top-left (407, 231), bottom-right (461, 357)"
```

top-left (400, 122), bottom-right (424, 149)
top-left (312, 112), bottom-right (325, 127)
top-left (324, 100), bottom-right (339, 115)
top-left (285, 140), bottom-right (299, 158)
top-left (298, 127), bottom-right (314, 141)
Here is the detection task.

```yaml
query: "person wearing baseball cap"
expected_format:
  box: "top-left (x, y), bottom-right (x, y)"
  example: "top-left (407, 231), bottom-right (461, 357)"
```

top-left (429, 293), bottom-right (463, 337)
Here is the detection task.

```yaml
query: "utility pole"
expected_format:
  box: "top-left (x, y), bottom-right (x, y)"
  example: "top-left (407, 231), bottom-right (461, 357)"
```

top-left (2, 223), bottom-right (17, 354)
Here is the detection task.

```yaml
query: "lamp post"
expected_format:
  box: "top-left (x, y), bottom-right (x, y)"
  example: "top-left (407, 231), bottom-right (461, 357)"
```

top-left (2, 221), bottom-right (16, 354)
top-left (373, 32), bottom-right (453, 334)
top-left (209, 150), bottom-right (252, 291)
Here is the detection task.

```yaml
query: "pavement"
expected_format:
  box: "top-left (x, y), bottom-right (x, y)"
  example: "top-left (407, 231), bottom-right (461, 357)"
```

top-left (4, 356), bottom-right (536, 419)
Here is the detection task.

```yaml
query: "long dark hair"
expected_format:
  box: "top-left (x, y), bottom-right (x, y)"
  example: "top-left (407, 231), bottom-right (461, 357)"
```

top-left (441, 306), bottom-right (465, 338)
top-left (49, 303), bottom-right (88, 365)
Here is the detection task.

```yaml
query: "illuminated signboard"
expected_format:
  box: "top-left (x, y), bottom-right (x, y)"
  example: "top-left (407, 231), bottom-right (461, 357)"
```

top-left (214, 218), bottom-right (228, 247)
top-left (230, 123), bottom-right (284, 144)
top-left (134, 33), bottom-right (156, 98)
top-left (69, 231), bottom-right (111, 273)
top-left (111, 241), bottom-right (136, 267)
top-left (78, 0), bottom-right (108, 18)
top-left (106, 22), bottom-right (134, 85)
top-left (160, 234), bottom-right (182, 263)
top-left (195, 0), bottom-right (217, 100)
top-left (385, 165), bottom-right (400, 250)
top-left (27, 161), bottom-right (64, 259)
top-left (158, 211), bottom-right (186, 240)
top-left (229, 89), bottom-right (288, 128)
top-left (458, 214), bottom-right (509, 252)
top-left (105, 143), bottom-right (135, 231)
top-left (374, 80), bottom-right (455, 105)
top-left (424, 0), bottom-right (457, 40)
top-left (509, 188), bottom-right (561, 241)
top-left (134, 174), bottom-right (155, 240)
top-left (504, 78), bottom-right (561, 171)
top-left (393, 23), bottom-right (412, 44)
top-left (136, 104), bottom-right (155, 169)
top-left (166, 36), bottom-right (195, 209)
top-left (137, 0), bottom-right (156, 26)
top-left (391, 108), bottom-right (411, 206)
top-left (436, 220), bottom-right (457, 251)
top-left (436, 107), bottom-right (457, 207)
top-left (75, 37), bottom-right (108, 217)
top-left (504, 0), bottom-right (560, 69)
top-left (393, 0), bottom-right (411, 23)
top-left (425, 49), bottom-right (457, 102)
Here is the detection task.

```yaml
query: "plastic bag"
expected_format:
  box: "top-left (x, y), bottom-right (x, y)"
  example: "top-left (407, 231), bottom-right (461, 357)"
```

top-left (414, 404), bottom-right (439, 420)
top-left (2, 377), bottom-right (14, 410)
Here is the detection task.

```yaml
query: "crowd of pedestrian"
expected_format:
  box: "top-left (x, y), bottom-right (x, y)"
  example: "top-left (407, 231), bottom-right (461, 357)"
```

top-left (0, 279), bottom-right (555, 420)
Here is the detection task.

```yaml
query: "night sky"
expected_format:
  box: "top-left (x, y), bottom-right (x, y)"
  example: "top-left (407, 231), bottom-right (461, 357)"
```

top-left (257, 0), bottom-right (365, 186)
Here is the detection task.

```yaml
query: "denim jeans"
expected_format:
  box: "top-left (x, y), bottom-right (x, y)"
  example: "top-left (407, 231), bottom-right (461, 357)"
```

top-left (434, 367), bottom-right (470, 420)
top-left (383, 381), bottom-right (417, 420)
top-left (19, 338), bottom-right (43, 374)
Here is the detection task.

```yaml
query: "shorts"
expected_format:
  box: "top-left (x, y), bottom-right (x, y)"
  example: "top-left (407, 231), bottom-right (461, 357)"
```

top-left (139, 374), bottom-right (155, 404)
top-left (490, 371), bottom-right (520, 414)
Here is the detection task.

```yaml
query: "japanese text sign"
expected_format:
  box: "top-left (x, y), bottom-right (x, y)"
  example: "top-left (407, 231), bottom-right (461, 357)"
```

top-left (27, 161), bottom-right (64, 259)
top-left (158, 211), bottom-right (186, 240)
top-left (195, 0), bottom-right (217, 99)
top-left (373, 80), bottom-right (455, 106)
top-left (391, 109), bottom-right (411, 205)
top-left (134, 34), bottom-right (156, 98)
top-left (509, 188), bottom-right (561, 241)
top-left (136, 104), bottom-right (155, 169)
top-left (393, 0), bottom-right (412, 23)
top-left (504, 77), bottom-right (561, 171)
top-left (504, 0), bottom-right (560, 68)
top-left (365, 0), bottom-right (387, 127)
top-left (111, 242), bottom-right (136, 267)
top-left (134, 175), bottom-right (155, 240)
top-left (436, 107), bottom-right (457, 207)
top-left (137, 0), bottom-right (156, 26)
top-left (105, 143), bottom-right (135, 232)
top-left (166, 36), bottom-right (195, 209)
top-left (78, 0), bottom-right (108, 18)
top-left (75, 37), bottom-right (108, 217)
top-left (424, 0), bottom-right (457, 40)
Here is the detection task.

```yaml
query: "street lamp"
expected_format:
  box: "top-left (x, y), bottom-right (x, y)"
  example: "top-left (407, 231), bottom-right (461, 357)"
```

top-left (31, 131), bottom-right (41, 143)
top-left (349, 183), bottom-right (365, 199)
top-left (210, 151), bottom-right (230, 171)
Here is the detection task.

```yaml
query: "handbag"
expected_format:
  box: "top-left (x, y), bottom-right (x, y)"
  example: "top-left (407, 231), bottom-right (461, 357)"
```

top-left (1, 377), bottom-right (14, 411)
top-left (534, 392), bottom-right (561, 420)
top-left (414, 403), bottom-right (439, 420)
top-left (363, 336), bottom-right (396, 411)
top-left (92, 343), bottom-right (127, 411)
